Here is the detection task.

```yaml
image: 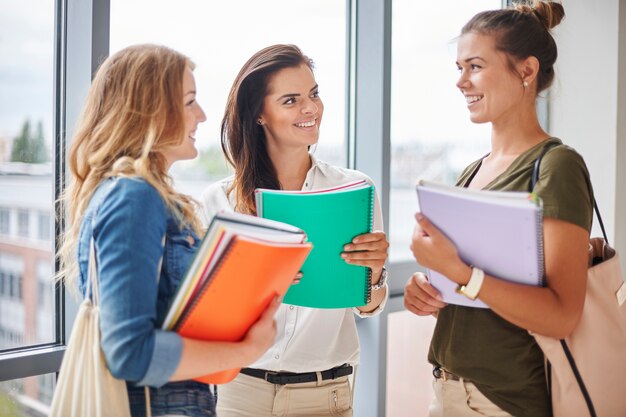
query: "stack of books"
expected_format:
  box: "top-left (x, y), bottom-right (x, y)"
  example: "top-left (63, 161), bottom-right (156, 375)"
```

top-left (162, 211), bottom-right (312, 384)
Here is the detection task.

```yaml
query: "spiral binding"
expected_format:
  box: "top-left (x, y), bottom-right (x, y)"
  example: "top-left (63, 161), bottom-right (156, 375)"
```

top-left (535, 209), bottom-right (546, 286)
top-left (174, 239), bottom-right (236, 332)
top-left (365, 185), bottom-right (375, 304)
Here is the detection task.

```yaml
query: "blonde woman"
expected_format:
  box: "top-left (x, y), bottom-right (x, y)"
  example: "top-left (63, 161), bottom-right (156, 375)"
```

top-left (59, 44), bottom-right (279, 417)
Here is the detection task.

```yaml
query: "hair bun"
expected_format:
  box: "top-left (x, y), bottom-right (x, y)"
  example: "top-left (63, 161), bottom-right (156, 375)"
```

top-left (515, 1), bottom-right (565, 30)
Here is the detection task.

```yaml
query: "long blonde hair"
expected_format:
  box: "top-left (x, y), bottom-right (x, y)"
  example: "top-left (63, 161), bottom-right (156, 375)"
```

top-left (58, 44), bottom-right (202, 291)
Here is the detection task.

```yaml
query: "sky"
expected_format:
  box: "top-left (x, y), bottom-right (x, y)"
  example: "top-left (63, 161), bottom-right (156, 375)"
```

top-left (0, 0), bottom-right (499, 154)
top-left (0, 0), bottom-right (55, 145)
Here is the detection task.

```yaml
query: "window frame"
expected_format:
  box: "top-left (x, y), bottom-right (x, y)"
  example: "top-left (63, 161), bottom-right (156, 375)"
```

top-left (0, 0), bottom-right (108, 382)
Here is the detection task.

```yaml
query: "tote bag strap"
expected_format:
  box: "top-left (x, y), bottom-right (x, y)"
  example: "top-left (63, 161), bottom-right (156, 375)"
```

top-left (88, 232), bottom-right (165, 417)
top-left (86, 238), bottom-right (100, 306)
top-left (530, 141), bottom-right (598, 417)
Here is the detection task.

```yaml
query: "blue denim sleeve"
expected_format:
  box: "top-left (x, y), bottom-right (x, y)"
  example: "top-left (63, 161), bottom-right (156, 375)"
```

top-left (93, 178), bottom-right (182, 387)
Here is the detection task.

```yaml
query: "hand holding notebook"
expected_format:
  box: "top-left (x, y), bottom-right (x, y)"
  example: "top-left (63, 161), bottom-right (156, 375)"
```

top-left (255, 179), bottom-right (375, 308)
top-left (415, 179), bottom-right (544, 308)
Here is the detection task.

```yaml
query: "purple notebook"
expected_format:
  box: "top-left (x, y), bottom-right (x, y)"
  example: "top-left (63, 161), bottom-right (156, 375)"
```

top-left (415, 180), bottom-right (544, 308)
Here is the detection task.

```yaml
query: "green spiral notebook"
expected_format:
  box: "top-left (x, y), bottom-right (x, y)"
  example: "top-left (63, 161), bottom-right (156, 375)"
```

top-left (255, 180), bottom-right (375, 308)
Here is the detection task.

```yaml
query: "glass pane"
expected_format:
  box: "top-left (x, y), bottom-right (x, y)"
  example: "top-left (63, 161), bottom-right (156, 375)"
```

top-left (110, 0), bottom-right (348, 201)
top-left (386, 310), bottom-right (436, 417)
top-left (0, 0), bottom-right (56, 350)
top-left (389, 0), bottom-right (501, 261)
top-left (0, 373), bottom-right (55, 417)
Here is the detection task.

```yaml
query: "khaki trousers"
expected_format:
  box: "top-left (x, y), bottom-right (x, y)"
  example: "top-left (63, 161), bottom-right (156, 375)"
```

top-left (217, 372), bottom-right (353, 417)
top-left (429, 378), bottom-right (514, 417)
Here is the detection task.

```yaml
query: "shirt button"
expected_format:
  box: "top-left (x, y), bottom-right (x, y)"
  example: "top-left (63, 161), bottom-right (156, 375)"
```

top-left (289, 306), bottom-right (294, 310)
top-left (274, 354), bottom-right (280, 359)
top-left (305, 182), bottom-right (308, 187)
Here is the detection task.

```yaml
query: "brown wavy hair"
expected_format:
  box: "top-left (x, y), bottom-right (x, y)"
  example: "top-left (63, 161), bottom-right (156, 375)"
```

top-left (462, 0), bottom-right (565, 94)
top-left (221, 44), bottom-right (314, 214)
top-left (58, 44), bottom-right (202, 290)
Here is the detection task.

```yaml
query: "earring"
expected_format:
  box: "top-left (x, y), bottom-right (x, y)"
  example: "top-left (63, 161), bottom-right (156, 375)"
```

top-left (523, 80), bottom-right (529, 88)
top-left (257, 119), bottom-right (263, 125)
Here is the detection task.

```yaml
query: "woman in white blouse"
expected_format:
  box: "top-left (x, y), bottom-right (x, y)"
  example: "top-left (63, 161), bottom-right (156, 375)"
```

top-left (201, 44), bottom-right (389, 417)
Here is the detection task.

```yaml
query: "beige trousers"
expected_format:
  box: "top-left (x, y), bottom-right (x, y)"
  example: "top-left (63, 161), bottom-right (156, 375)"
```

top-left (429, 378), bottom-right (514, 417)
top-left (217, 372), bottom-right (353, 417)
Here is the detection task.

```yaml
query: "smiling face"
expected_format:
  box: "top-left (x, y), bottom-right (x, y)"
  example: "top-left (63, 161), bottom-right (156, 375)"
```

top-left (456, 32), bottom-right (526, 125)
top-left (162, 66), bottom-right (206, 167)
top-left (257, 64), bottom-right (323, 151)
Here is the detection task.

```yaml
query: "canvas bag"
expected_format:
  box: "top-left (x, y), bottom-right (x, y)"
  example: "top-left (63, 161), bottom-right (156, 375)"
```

top-left (531, 143), bottom-right (626, 417)
top-left (49, 238), bottom-right (132, 417)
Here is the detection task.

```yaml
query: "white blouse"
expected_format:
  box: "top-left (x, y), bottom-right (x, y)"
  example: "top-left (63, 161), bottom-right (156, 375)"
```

top-left (199, 154), bottom-right (388, 372)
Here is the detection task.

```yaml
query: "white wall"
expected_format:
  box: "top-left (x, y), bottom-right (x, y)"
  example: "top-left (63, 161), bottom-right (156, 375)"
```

top-left (550, 0), bottom-right (626, 273)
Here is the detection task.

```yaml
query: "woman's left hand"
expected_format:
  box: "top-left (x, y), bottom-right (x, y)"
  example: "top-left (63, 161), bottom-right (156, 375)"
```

top-left (342, 231), bottom-right (389, 278)
top-left (411, 213), bottom-right (463, 281)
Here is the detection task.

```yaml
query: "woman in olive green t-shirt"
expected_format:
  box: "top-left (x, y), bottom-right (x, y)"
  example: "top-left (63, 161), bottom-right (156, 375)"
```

top-left (404, 2), bottom-right (593, 417)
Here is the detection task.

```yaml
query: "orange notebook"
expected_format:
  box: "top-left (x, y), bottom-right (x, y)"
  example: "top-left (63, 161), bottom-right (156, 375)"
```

top-left (170, 215), bottom-right (312, 384)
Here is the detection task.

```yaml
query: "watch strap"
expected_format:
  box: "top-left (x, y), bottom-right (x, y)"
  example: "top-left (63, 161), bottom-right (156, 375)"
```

top-left (371, 267), bottom-right (387, 291)
top-left (456, 267), bottom-right (484, 300)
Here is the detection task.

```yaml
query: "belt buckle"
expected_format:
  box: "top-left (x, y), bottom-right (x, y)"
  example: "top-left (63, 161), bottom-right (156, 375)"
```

top-left (264, 371), bottom-right (277, 383)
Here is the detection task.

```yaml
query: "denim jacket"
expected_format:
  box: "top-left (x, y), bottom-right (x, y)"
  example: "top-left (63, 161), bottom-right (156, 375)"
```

top-left (78, 177), bottom-right (216, 416)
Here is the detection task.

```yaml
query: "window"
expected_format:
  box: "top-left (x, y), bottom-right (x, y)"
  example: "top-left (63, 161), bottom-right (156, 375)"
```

top-left (37, 373), bottom-right (55, 406)
top-left (110, 0), bottom-right (348, 201)
top-left (17, 210), bottom-right (29, 238)
top-left (0, 208), bottom-right (9, 234)
top-left (0, 0), bottom-right (57, 362)
top-left (37, 212), bottom-right (50, 242)
top-left (11, 273), bottom-right (23, 300)
top-left (36, 262), bottom-right (54, 342)
top-left (0, 373), bottom-right (56, 417)
top-left (389, 0), bottom-right (500, 262)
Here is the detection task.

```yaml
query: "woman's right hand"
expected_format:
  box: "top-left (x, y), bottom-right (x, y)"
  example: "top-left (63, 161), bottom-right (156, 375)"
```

top-left (241, 296), bottom-right (281, 363)
top-left (404, 272), bottom-right (446, 316)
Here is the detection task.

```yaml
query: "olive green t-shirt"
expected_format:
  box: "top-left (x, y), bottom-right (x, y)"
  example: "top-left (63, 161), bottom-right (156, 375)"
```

top-left (428, 138), bottom-right (594, 417)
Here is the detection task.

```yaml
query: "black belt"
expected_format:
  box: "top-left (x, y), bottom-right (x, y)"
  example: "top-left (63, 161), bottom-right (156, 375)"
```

top-left (240, 364), bottom-right (353, 385)
top-left (432, 366), bottom-right (461, 382)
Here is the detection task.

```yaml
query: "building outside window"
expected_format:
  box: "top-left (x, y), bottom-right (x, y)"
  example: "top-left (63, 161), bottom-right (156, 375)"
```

top-left (0, 0), bottom-right (57, 415)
